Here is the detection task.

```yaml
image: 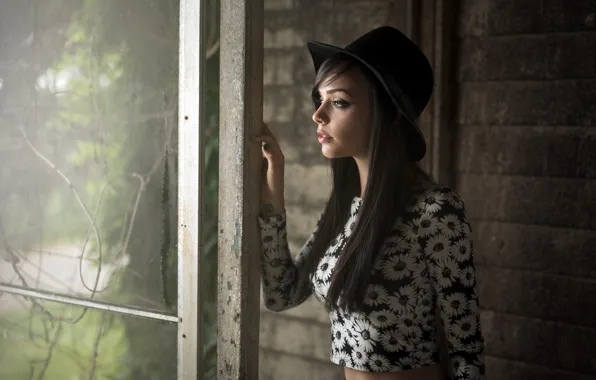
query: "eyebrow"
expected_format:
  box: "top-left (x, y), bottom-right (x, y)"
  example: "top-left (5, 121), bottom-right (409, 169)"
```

top-left (324, 88), bottom-right (352, 96)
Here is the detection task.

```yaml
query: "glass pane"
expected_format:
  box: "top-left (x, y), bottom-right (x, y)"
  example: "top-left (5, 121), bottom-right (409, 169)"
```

top-left (0, 1), bottom-right (179, 312)
top-left (0, 292), bottom-right (177, 380)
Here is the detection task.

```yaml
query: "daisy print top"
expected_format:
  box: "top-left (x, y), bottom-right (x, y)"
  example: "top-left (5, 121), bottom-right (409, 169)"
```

top-left (258, 183), bottom-right (485, 379)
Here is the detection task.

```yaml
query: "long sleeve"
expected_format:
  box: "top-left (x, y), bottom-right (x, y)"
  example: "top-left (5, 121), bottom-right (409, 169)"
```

top-left (418, 187), bottom-right (485, 380)
top-left (258, 211), bottom-right (319, 312)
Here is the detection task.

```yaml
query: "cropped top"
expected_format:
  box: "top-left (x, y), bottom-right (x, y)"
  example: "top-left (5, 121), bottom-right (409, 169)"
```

top-left (258, 183), bottom-right (485, 379)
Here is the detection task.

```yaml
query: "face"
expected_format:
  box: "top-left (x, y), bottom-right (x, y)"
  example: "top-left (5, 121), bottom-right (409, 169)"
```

top-left (312, 67), bottom-right (372, 159)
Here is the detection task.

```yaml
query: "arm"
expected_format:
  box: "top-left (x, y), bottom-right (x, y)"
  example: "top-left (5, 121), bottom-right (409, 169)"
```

top-left (419, 187), bottom-right (485, 380)
top-left (258, 206), bottom-right (320, 312)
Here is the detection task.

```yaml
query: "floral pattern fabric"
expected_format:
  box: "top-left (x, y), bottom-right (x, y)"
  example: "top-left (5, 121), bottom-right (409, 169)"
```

top-left (258, 184), bottom-right (485, 379)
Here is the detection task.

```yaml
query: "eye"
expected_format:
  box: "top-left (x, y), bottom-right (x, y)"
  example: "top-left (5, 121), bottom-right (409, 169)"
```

top-left (332, 99), bottom-right (350, 108)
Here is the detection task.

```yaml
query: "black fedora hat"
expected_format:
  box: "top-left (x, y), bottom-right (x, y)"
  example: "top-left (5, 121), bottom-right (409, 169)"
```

top-left (307, 26), bottom-right (434, 162)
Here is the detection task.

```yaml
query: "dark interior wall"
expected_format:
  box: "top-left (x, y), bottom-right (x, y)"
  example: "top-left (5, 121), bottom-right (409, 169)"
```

top-left (454, 1), bottom-right (596, 379)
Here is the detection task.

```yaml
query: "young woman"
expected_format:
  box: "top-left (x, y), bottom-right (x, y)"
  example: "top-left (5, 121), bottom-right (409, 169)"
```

top-left (254, 26), bottom-right (485, 380)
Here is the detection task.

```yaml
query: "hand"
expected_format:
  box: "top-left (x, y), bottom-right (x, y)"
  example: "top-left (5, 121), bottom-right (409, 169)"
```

top-left (254, 122), bottom-right (285, 215)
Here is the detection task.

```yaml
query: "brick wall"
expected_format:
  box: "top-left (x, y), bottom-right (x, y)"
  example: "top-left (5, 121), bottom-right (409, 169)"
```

top-left (260, 1), bottom-right (409, 378)
top-left (455, 0), bottom-right (596, 378)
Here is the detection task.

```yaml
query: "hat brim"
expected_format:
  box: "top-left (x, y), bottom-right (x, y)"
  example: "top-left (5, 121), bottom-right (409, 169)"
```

top-left (307, 41), bottom-right (427, 162)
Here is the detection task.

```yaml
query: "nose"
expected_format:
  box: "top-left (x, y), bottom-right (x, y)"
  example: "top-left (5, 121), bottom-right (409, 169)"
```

top-left (312, 104), bottom-right (328, 125)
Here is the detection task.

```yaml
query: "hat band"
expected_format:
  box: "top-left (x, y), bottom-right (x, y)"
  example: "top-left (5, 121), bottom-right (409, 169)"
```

top-left (373, 64), bottom-right (419, 121)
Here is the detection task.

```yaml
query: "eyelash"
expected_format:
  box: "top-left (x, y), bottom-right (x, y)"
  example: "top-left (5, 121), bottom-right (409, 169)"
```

top-left (313, 96), bottom-right (350, 109)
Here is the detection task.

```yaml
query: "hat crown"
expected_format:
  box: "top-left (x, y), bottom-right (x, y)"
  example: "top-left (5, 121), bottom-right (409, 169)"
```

top-left (343, 26), bottom-right (433, 117)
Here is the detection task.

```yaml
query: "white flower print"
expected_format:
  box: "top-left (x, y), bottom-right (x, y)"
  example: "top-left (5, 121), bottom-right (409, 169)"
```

top-left (424, 234), bottom-right (451, 260)
top-left (417, 212), bottom-right (439, 238)
top-left (396, 220), bottom-right (419, 243)
top-left (418, 192), bottom-right (446, 213)
top-left (369, 353), bottom-right (392, 372)
top-left (443, 293), bottom-right (470, 317)
top-left (265, 257), bottom-right (287, 278)
top-left (363, 284), bottom-right (389, 307)
top-left (410, 262), bottom-right (430, 289)
top-left (433, 256), bottom-right (461, 289)
top-left (460, 266), bottom-right (476, 287)
top-left (350, 349), bottom-right (369, 369)
top-left (369, 309), bottom-right (398, 328)
top-left (331, 321), bottom-right (350, 347)
top-left (327, 234), bottom-right (344, 255)
top-left (352, 319), bottom-right (380, 353)
top-left (399, 355), bottom-right (415, 368)
top-left (260, 227), bottom-right (277, 250)
top-left (452, 355), bottom-right (471, 378)
top-left (263, 291), bottom-right (285, 310)
top-left (418, 340), bottom-right (436, 356)
top-left (395, 309), bottom-right (421, 337)
top-left (414, 296), bottom-right (433, 317)
top-left (461, 220), bottom-right (472, 238)
top-left (275, 265), bottom-right (296, 286)
top-left (445, 191), bottom-right (464, 209)
top-left (450, 315), bottom-right (478, 339)
top-left (438, 214), bottom-right (464, 239)
top-left (343, 325), bottom-right (359, 348)
top-left (381, 254), bottom-right (415, 281)
top-left (451, 238), bottom-right (472, 262)
top-left (413, 349), bottom-right (434, 364)
top-left (344, 213), bottom-right (358, 237)
top-left (383, 233), bottom-right (411, 254)
top-left (334, 350), bottom-right (352, 368)
top-left (316, 255), bottom-right (337, 283)
top-left (388, 284), bottom-right (418, 312)
top-left (421, 317), bottom-right (435, 332)
top-left (381, 328), bottom-right (410, 352)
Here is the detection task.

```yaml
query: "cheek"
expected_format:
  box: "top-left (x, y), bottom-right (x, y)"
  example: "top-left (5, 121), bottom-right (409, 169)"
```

top-left (328, 119), bottom-right (369, 154)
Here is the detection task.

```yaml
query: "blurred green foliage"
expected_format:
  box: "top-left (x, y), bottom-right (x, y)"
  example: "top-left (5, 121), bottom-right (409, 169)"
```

top-left (0, 0), bottom-right (219, 378)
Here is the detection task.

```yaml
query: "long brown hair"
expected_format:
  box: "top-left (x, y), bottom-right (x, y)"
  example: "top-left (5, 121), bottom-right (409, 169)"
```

top-left (299, 54), bottom-right (429, 312)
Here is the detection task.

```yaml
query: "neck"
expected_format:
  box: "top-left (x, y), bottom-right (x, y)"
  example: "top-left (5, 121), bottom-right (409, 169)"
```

top-left (353, 156), bottom-right (369, 198)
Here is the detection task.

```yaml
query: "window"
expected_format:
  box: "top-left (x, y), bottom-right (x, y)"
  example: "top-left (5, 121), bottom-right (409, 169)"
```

top-left (0, 0), bottom-right (240, 378)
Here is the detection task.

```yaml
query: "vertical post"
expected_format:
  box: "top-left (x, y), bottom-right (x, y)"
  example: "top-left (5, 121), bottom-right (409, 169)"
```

top-left (218, 0), bottom-right (264, 379)
top-left (416, 1), bottom-right (459, 377)
top-left (178, 0), bottom-right (207, 379)
top-left (416, 0), bottom-right (458, 187)
top-left (430, 0), bottom-right (458, 188)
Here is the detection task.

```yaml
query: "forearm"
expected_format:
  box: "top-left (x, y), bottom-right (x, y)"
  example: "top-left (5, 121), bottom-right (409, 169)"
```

top-left (259, 211), bottom-right (313, 311)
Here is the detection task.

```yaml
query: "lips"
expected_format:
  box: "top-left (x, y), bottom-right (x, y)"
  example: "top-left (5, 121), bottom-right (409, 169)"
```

top-left (317, 130), bottom-right (332, 144)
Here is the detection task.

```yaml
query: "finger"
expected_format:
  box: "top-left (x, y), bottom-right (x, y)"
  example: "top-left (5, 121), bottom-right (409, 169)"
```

top-left (253, 133), bottom-right (279, 144)
top-left (255, 136), bottom-right (281, 155)
top-left (261, 143), bottom-right (275, 159)
top-left (253, 135), bottom-right (276, 145)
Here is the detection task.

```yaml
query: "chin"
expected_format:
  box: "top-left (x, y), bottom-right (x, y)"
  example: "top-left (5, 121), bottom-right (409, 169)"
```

top-left (321, 145), bottom-right (348, 159)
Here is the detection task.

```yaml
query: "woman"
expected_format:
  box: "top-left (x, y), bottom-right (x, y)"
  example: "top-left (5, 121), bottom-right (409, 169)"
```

top-left (254, 26), bottom-right (485, 380)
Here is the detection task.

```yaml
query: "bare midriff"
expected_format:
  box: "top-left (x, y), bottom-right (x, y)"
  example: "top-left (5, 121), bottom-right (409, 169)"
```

top-left (344, 363), bottom-right (445, 380)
